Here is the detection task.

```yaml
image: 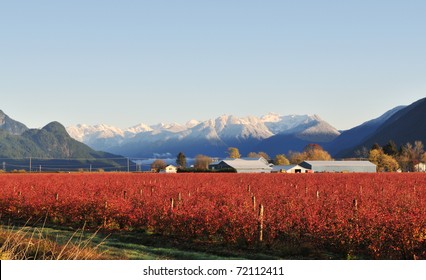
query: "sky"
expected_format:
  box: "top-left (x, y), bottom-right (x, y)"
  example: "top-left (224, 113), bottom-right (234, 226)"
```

top-left (1, 0), bottom-right (425, 130)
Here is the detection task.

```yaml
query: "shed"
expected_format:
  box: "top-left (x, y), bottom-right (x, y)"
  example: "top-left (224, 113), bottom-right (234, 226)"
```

top-left (299, 160), bottom-right (376, 173)
top-left (209, 157), bottom-right (272, 173)
top-left (272, 164), bottom-right (310, 173)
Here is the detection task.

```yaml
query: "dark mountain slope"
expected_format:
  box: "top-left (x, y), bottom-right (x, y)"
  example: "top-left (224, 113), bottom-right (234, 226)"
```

top-left (0, 110), bottom-right (28, 135)
top-left (340, 98), bottom-right (426, 157)
top-left (327, 106), bottom-right (405, 156)
top-left (0, 114), bottom-right (129, 171)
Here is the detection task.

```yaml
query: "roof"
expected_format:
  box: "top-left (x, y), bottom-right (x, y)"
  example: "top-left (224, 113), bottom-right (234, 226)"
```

top-left (272, 164), bottom-right (299, 171)
top-left (302, 161), bottom-right (376, 167)
top-left (220, 158), bottom-right (272, 170)
top-left (222, 157), bottom-right (269, 164)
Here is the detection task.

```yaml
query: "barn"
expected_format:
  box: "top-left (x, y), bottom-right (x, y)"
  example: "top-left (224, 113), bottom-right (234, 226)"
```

top-left (272, 164), bottom-right (311, 173)
top-left (299, 160), bottom-right (376, 173)
top-left (209, 157), bottom-right (272, 173)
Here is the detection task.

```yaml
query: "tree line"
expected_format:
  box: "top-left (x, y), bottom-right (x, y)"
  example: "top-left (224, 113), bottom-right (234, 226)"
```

top-left (150, 140), bottom-right (426, 173)
top-left (360, 140), bottom-right (426, 172)
top-left (150, 144), bottom-right (333, 172)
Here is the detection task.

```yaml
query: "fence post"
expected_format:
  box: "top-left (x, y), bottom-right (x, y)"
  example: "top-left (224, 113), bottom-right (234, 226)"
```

top-left (259, 204), bottom-right (264, 242)
top-left (104, 201), bottom-right (108, 228)
top-left (252, 196), bottom-right (256, 211)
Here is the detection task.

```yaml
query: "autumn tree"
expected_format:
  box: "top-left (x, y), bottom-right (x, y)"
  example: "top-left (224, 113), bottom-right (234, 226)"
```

top-left (381, 154), bottom-right (400, 172)
top-left (247, 152), bottom-right (259, 158)
top-left (176, 152), bottom-right (187, 169)
top-left (289, 144), bottom-right (332, 164)
top-left (413, 141), bottom-right (424, 165)
top-left (258, 152), bottom-right (270, 161)
top-left (369, 149), bottom-right (399, 172)
top-left (288, 151), bottom-right (306, 164)
top-left (274, 154), bottom-right (290, 165)
top-left (227, 147), bottom-right (240, 159)
top-left (194, 154), bottom-right (213, 170)
top-left (247, 151), bottom-right (270, 161)
top-left (398, 141), bottom-right (425, 172)
top-left (303, 144), bottom-right (332, 161)
top-left (151, 159), bottom-right (167, 172)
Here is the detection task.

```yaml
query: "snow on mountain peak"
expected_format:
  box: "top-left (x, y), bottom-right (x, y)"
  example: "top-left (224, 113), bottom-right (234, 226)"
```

top-left (66, 124), bottom-right (125, 141)
top-left (126, 123), bottom-right (153, 134)
top-left (66, 112), bottom-right (340, 155)
top-left (185, 119), bottom-right (201, 128)
top-left (260, 112), bottom-right (281, 122)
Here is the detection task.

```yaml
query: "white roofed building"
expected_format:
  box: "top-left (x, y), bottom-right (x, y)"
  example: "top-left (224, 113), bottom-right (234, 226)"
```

top-left (209, 157), bottom-right (272, 173)
top-left (159, 165), bottom-right (178, 173)
top-left (272, 164), bottom-right (311, 173)
top-left (299, 160), bottom-right (376, 173)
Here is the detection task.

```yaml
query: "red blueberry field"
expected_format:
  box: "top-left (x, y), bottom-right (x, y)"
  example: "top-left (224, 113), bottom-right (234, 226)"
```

top-left (0, 173), bottom-right (425, 259)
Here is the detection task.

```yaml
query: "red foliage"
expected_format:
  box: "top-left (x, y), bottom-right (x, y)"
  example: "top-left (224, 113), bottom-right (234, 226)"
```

top-left (0, 173), bottom-right (425, 259)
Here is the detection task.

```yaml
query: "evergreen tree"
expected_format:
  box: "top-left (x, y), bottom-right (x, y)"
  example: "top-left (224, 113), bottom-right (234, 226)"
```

top-left (383, 140), bottom-right (398, 156)
top-left (176, 152), bottom-right (187, 169)
top-left (371, 143), bottom-right (382, 151)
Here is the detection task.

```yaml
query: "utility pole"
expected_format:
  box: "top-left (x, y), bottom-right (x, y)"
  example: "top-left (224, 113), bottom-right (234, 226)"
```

top-left (39, 165), bottom-right (42, 172)
top-left (29, 157), bottom-right (32, 173)
top-left (127, 158), bottom-right (130, 172)
top-left (90, 164), bottom-right (92, 172)
top-left (2, 162), bottom-right (5, 172)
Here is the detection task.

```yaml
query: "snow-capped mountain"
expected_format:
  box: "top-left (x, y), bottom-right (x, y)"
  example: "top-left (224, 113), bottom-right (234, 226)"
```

top-left (66, 113), bottom-right (340, 157)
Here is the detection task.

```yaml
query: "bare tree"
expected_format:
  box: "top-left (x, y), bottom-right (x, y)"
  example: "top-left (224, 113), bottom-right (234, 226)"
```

top-left (194, 155), bottom-right (213, 170)
top-left (151, 159), bottom-right (167, 172)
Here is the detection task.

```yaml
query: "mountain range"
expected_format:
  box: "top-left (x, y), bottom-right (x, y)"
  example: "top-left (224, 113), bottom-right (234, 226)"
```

top-left (1, 97), bottom-right (425, 165)
top-left (67, 114), bottom-right (341, 158)
top-left (66, 98), bottom-right (426, 159)
top-left (0, 111), bottom-right (129, 171)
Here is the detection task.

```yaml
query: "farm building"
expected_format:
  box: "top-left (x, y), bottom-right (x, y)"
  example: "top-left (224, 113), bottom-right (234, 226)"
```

top-left (414, 163), bottom-right (426, 172)
top-left (272, 164), bottom-right (311, 173)
top-left (159, 165), bottom-right (178, 173)
top-left (299, 160), bottom-right (376, 173)
top-left (209, 157), bottom-right (272, 173)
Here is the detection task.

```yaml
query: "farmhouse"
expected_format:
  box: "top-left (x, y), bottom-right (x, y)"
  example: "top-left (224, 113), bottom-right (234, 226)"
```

top-left (272, 164), bottom-right (311, 173)
top-left (414, 163), bottom-right (426, 172)
top-left (159, 165), bottom-right (178, 173)
top-left (299, 160), bottom-right (376, 173)
top-left (209, 157), bottom-right (272, 173)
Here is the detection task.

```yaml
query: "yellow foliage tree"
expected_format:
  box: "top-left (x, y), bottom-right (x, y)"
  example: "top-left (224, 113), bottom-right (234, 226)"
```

top-left (274, 154), bottom-right (290, 165)
top-left (227, 147), bottom-right (241, 159)
top-left (369, 149), bottom-right (399, 172)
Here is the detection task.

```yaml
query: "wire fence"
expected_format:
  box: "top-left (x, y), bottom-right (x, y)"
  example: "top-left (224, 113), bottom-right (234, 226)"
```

top-left (0, 157), bottom-right (157, 173)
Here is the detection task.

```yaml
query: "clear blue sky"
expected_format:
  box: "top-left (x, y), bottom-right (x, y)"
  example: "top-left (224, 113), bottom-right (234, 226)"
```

top-left (1, 0), bottom-right (425, 130)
